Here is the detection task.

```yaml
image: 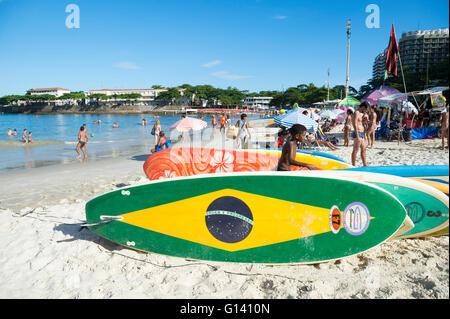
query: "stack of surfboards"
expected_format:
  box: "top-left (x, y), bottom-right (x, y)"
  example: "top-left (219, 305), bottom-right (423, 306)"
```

top-left (84, 148), bottom-right (448, 264)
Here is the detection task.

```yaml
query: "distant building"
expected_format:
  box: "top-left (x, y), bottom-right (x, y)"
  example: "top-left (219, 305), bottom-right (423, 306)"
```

top-left (372, 49), bottom-right (387, 81)
top-left (243, 96), bottom-right (273, 109)
top-left (29, 87), bottom-right (71, 97)
top-left (399, 28), bottom-right (449, 74)
top-left (85, 88), bottom-right (185, 99)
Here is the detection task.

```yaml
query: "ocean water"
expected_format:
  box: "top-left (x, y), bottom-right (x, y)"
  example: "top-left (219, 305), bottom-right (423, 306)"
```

top-left (0, 113), bottom-right (258, 173)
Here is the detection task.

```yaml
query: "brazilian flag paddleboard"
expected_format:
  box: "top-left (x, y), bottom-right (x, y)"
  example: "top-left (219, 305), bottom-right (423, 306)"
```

top-left (85, 172), bottom-right (407, 264)
top-left (327, 171), bottom-right (449, 238)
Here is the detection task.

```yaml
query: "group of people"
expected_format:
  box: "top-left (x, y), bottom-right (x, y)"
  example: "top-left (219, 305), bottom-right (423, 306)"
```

top-left (6, 128), bottom-right (32, 144)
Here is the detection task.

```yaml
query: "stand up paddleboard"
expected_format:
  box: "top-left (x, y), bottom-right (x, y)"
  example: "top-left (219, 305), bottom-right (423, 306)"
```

top-left (85, 172), bottom-right (407, 264)
top-left (143, 148), bottom-right (350, 181)
top-left (326, 171), bottom-right (449, 239)
top-left (247, 148), bottom-right (349, 164)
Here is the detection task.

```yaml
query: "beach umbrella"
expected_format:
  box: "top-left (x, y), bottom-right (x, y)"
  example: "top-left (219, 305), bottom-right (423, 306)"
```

top-left (169, 117), bottom-right (207, 132)
top-left (360, 86), bottom-right (403, 105)
top-left (319, 109), bottom-right (344, 120)
top-left (308, 108), bottom-right (321, 121)
top-left (338, 96), bottom-right (360, 108)
top-left (274, 110), bottom-right (318, 132)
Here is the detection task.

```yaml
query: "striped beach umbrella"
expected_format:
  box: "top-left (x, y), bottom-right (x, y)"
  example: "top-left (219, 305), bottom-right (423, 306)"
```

top-left (274, 110), bottom-right (318, 132)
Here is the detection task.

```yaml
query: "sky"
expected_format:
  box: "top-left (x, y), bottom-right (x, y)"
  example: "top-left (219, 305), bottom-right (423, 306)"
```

top-left (0, 0), bottom-right (448, 96)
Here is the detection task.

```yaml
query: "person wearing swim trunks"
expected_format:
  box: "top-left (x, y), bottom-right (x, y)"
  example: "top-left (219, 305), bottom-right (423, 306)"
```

top-left (76, 125), bottom-right (88, 161)
top-left (352, 102), bottom-right (369, 167)
top-left (27, 131), bottom-right (33, 143)
top-left (277, 124), bottom-right (318, 171)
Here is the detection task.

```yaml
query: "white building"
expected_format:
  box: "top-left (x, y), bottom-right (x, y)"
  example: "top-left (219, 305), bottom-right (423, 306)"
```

top-left (243, 96), bottom-right (273, 109)
top-left (29, 87), bottom-right (71, 97)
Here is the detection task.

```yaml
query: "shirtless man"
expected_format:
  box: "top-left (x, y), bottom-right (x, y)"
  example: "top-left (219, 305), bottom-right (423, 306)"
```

top-left (367, 105), bottom-right (377, 148)
top-left (76, 125), bottom-right (88, 160)
top-left (440, 107), bottom-right (449, 150)
top-left (352, 102), bottom-right (369, 167)
top-left (277, 124), bottom-right (318, 171)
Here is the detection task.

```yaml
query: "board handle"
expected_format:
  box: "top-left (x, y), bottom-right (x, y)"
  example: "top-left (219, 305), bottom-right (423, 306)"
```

top-left (82, 215), bottom-right (123, 227)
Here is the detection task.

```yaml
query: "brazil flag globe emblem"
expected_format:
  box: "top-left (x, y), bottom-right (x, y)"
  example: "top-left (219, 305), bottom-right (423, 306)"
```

top-left (205, 196), bottom-right (254, 243)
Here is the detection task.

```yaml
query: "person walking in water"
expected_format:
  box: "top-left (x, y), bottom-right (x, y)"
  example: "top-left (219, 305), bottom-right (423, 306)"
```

top-left (152, 120), bottom-right (161, 145)
top-left (22, 129), bottom-right (28, 144)
top-left (352, 102), bottom-right (369, 167)
top-left (343, 109), bottom-right (353, 147)
top-left (76, 125), bottom-right (88, 161)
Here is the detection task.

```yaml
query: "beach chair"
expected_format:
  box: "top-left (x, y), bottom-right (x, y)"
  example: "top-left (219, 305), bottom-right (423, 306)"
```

top-left (155, 139), bottom-right (171, 152)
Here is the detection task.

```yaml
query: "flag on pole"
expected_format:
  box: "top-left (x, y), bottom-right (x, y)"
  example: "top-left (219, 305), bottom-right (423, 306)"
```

top-left (384, 70), bottom-right (389, 80)
top-left (385, 24), bottom-right (399, 77)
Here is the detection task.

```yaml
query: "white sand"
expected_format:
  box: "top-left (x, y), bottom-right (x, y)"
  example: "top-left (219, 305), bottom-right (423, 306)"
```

top-left (0, 127), bottom-right (448, 299)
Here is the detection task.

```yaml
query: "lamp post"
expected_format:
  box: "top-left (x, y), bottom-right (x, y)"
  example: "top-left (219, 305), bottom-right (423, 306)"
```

top-left (327, 68), bottom-right (330, 102)
top-left (345, 19), bottom-right (351, 98)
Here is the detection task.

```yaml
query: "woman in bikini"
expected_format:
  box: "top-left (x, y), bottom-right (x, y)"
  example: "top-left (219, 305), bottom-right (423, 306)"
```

top-left (343, 110), bottom-right (353, 147)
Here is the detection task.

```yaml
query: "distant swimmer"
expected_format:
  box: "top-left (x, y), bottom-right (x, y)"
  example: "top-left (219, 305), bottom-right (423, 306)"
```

top-left (6, 128), bottom-right (12, 137)
top-left (277, 124), bottom-right (318, 171)
top-left (76, 125), bottom-right (88, 161)
top-left (93, 119), bottom-right (102, 124)
top-left (13, 129), bottom-right (17, 137)
top-left (112, 122), bottom-right (119, 128)
top-left (141, 119), bottom-right (147, 126)
top-left (22, 129), bottom-right (28, 144)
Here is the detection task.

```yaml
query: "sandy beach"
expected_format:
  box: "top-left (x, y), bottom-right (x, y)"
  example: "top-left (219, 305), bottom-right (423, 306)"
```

top-left (0, 127), bottom-right (448, 299)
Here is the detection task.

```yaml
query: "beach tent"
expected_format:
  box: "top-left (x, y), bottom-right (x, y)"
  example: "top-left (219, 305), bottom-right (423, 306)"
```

top-left (377, 93), bottom-right (409, 108)
top-left (274, 110), bottom-right (318, 132)
top-left (360, 86), bottom-right (403, 105)
top-left (338, 96), bottom-right (360, 108)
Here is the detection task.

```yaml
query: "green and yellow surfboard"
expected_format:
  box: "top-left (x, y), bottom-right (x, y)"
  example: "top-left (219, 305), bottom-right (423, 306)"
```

top-left (85, 172), bottom-right (407, 264)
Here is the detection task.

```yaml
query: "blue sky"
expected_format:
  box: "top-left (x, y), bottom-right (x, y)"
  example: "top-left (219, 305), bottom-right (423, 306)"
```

top-left (0, 0), bottom-right (448, 96)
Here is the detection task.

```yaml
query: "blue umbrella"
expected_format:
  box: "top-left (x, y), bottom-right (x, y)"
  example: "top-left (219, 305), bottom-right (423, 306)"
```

top-left (274, 110), bottom-right (318, 132)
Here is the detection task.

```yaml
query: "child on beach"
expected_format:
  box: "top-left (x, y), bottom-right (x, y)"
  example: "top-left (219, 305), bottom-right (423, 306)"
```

top-left (277, 124), bottom-right (318, 171)
top-left (76, 126), bottom-right (88, 161)
top-left (352, 102), bottom-right (369, 167)
top-left (27, 131), bottom-right (33, 143)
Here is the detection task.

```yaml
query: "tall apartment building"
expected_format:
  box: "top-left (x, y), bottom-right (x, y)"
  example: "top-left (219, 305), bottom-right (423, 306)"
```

top-left (372, 49), bottom-right (387, 81)
top-left (399, 28), bottom-right (449, 74)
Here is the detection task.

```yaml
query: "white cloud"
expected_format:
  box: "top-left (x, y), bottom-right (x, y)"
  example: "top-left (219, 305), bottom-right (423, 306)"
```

top-left (210, 71), bottom-right (253, 81)
top-left (114, 61), bottom-right (142, 70)
top-left (273, 15), bottom-right (287, 20)
top-left (202, 60), bottom-right (222, 68)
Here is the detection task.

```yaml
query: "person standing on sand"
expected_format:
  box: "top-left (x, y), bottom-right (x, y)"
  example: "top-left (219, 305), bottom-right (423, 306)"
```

top-left (153, 120), bottom-right (161, 145)
top-left (352, 102), bottom-right (369, 167)
top-left (219, 113), bottom-right (226, 134)
top-left (277, 124), bottom-right (318, 171)
top-left (212, 115), bottom-right (217, 132)
top-left (76, 126), bottom-right (88, 161)
top-left (440, 107), bottom-right (449, 150)
top-left (343, 110), bottom-right (353, 147)
top-left (235, 113), bottom-right (251, 149)
top-left (367, 105), bottom-right (377, 148)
